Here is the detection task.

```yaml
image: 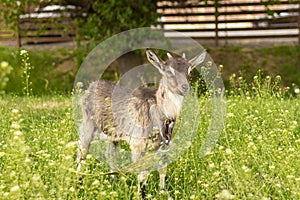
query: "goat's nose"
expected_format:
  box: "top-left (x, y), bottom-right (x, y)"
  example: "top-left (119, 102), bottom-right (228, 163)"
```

top-left (181, 84), bottom-right (189, 91)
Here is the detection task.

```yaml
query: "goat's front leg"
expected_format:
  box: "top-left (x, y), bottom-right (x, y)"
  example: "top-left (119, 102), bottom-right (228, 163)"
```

top-left (158, 163), bottom-right (167, 189)
top-left (138, 171), bottom-right (149, 199)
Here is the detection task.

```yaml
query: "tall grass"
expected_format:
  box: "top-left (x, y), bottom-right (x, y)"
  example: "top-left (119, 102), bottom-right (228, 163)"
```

top-left (0, 73), bottom-right (299, 199)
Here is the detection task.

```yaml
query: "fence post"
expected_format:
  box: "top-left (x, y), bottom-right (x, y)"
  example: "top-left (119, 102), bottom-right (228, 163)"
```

top-left (16, 15), bottom-right (21, 47)
top-left (214, 0), bottom-right (219, 46)
top-left (298, 1), bottom-right (300, 45)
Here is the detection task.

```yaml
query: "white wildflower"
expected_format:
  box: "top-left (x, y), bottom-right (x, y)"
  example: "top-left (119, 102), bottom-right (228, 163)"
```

top-left (12, 109), bottom-right (19, 113)
top-left (209, 163), bottom-right (215, 168)
top-left (262, 197), bottom-right (271, 200)
top-left (216, 189), bottom-right (235, 200)
top-left (213, 171), bottom-right (220, 176)
top-left (11, 122), bottom-right (20, 129)
top-left (269, 165), bottom-right (275, 170)
top-left (64, 155), bottom-right (72, 161)
top-left (10, 185), bottom-right (20, 192)
top-left (92, 180), bottom-right (100, 185)
top-left (159, 190), bottom-right (167, 195)
top-left (225, 148), bottom-right (233, 155)
top-left (48, 161), bottom-right (55, 166)
top-left (227, 113), bottom-right (234, 118)
top-left (14, 130), bottom-right (23, 136)
top-left (32, 174), bottom-right (41, 182)
top-left (286, 175), bottom-right (294, 179)
top-left (65, 141), bottom-right (78, 148)
top-left (76, 82), bottom-right (83, 88)
top-left (0, 152), bottom-right (5, 157)
top-left (242, 165), bottom-right (250, 172)
top-left (20, 49), bottom-right (27, 55)
top-left (174, 190), bottom-right (180, 195)
top-left (1, 61), bottom-right (8, 68)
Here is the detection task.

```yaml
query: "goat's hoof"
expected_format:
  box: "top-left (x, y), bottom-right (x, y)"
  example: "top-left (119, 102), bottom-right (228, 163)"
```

top-left (140, 183), bottom-right (147, 200)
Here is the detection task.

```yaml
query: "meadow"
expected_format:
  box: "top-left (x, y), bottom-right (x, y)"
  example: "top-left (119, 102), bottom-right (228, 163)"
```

top-left (0, 72), bottom-right (299, 199)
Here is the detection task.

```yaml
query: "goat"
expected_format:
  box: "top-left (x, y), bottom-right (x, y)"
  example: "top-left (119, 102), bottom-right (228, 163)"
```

top-left (77, 48), bottom-right (206, 198)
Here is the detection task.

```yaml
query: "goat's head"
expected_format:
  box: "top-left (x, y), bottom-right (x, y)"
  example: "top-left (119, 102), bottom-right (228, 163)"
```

top-left (146, 49), bottom-right (206, 97)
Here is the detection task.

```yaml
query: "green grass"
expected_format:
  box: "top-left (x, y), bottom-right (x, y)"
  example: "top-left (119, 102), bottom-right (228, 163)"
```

top-left (0, 45), bottom-right (76, 95)
top-left (0, 45), bottom-right (300, 95)
top-left (0, 76), bottom-right (299, 199)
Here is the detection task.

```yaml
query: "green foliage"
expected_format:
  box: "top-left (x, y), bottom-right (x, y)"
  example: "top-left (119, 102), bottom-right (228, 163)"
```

top-left (0, 0), bottom-right (40, 33)
top-left (76, 0), bottom-right (160, 42)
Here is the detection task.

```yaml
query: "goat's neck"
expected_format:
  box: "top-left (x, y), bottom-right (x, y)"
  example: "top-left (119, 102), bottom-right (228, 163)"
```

top-left (156, 80), bottom-right (184, 120)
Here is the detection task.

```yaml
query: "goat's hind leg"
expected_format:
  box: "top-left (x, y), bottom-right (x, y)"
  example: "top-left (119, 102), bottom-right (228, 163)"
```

top-left (130, 140), bottom-right (149, 199)
top-left (76, 120), bottom-right (97, 187)
top-left (76, 115), bottom-right (97, 171)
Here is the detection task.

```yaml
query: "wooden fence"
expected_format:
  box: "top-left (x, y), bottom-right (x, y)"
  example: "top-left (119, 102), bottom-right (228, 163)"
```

top-left (158, 0), bottom-right (300, 45)
top-left (1, 0), bottom-right (300, 46)
top-left (0, 5), bottom-right (77, 46)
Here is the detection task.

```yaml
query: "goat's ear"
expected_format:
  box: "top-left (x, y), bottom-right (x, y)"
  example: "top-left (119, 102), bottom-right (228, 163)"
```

top-left (146, 49), bottom-right (164, 74)
top-left (188, 51), bottom-right (207, 74)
